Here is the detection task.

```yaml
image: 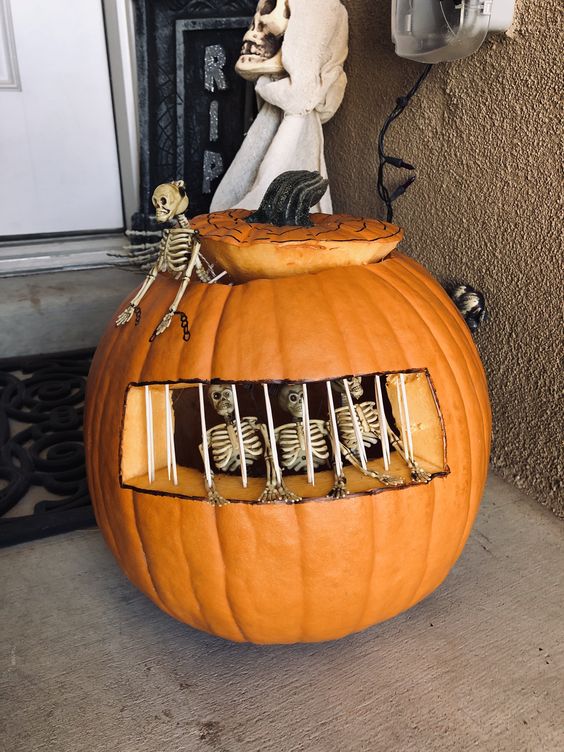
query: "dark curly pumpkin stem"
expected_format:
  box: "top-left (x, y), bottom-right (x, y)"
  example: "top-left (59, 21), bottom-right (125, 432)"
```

top-left (246, 170), bottom-right (329, 227)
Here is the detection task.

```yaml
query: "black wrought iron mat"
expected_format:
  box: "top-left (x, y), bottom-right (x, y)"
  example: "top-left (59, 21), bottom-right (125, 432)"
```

top-left (0, 349), bottom-right (95, 547)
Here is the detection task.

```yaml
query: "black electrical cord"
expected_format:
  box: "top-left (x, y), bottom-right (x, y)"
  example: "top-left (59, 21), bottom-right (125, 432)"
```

top-left (377, 63), bottom-right (433, 223)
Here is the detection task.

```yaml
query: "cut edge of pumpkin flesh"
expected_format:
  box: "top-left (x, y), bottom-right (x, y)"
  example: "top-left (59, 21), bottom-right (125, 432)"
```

top-left (119, 370), bottom-right (447, 505)
top-left (191, 210), bottom-right (404, 283)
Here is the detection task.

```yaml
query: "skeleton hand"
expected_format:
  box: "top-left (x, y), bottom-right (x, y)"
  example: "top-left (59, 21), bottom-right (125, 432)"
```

top-left (153, 309), bottom-right (175, 337)
top-left (328, 474), bottom-right (348, 499)
top-left (259, 480), bottom-right (301, 504)
top-left (409, 463), bottom-right (432, 483)
top-left (115, 303), bottom-right (139, 327)
top-left (206, 481), bottom-right (229, 507)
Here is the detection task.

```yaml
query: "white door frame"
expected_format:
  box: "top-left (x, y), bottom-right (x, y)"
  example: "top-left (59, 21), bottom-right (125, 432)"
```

top-left (102, 0), bottom-right (139, 230)
top-left (0, 0), bottom-right (140, 276)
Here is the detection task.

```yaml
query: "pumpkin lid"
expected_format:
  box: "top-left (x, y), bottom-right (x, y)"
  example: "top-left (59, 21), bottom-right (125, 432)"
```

top-left (191, 208), bottom-right (403, 283)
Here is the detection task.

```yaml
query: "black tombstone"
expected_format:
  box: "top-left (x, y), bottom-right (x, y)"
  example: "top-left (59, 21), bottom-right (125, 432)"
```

top-left (133, 0), bottom-right (256, 227)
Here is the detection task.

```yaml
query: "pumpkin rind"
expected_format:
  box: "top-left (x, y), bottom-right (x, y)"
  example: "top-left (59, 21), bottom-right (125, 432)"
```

top-left (85, 253), bottom-right (490, 643)
top-left (191, 209), bottom-right (403, 282)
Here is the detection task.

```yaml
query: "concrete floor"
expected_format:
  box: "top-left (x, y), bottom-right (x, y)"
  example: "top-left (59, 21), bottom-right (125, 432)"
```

top-left (0, 474), bottom-right (562, 752)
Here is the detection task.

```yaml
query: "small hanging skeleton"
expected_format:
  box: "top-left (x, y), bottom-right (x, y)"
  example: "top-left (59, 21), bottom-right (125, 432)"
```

top-left (332, 378), bottom-right (431, 485)
top-left (200, 385), bottom-right (300, 506)
top-left (115, 180), bottom-right (211, 338)
top-left (275, 384), bottom-right (348, 499)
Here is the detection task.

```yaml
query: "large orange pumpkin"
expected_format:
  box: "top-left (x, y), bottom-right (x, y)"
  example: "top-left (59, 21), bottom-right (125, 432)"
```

top-left (85, 209), bottom-right (490, 644)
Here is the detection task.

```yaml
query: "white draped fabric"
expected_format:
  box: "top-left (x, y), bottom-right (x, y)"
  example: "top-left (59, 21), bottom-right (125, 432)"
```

top-left (210, 0), bottom-right (348, 214)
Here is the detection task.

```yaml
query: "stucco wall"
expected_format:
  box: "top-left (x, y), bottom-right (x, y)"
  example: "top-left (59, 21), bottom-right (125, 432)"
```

top-left (325, 0), bottom-right (562, 515)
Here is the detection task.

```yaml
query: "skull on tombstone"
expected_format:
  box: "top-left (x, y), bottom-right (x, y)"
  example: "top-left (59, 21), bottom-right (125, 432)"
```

top-left (235, 0), bottom-right (290, 81)
top-left (151, 181), bottom-right (189, 223)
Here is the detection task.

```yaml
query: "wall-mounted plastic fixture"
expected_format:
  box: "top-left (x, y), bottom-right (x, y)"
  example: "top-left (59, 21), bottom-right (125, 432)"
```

top-left (392, 0), bottom-right (516, 63)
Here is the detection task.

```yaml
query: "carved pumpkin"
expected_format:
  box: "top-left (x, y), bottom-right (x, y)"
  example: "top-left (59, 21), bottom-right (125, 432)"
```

top-left (85, 188), bottom-right (490, 644)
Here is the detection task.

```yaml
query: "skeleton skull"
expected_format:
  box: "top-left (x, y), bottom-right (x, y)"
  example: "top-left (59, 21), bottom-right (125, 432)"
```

top-left (332, 377), bottom-right (364, 401)
top-left (278, 383), bottom-right (303, 420)
top-left (208, 385), bottom-right (235, 418)
top-left (151, 181), bottom-right (189, 223)
top-left (235, 0), bottom-right (290, 81)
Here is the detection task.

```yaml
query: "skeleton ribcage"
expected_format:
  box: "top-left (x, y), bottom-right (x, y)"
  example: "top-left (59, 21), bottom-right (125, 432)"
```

top-left (276, 421), bottom-right (330, 472)
top-left (160, 228), bottom-right (195, 275)
top-left (335, 402), bottom-right (381, 456)
top-left (208, 419), bottom-right (263, 473)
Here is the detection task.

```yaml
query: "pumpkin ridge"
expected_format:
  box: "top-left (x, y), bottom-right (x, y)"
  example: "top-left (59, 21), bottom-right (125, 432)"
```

top-left (271, 278), bottom-right (291, 379)
top-left (411, 472), bottom-right (438, 606)
top-left (373, 265), bottom-right (472, 559)
top-left (209, 284), bottom-right (238, 377)
top-left (382, 261), bottom-right (482, 578)
top-left (400, 270), bottom-right (490, 565)
top-left (85, 341), bottom-right (118, 554)
top-left (130, 492), bottom-right (177, 617)
top-left (170, 282), bottom-right (208, 386)
top-left (401, 257), bottom-right (491, 451)
top-left (356, 267), bottom-right (444, 608)
top-left (91, 326), bottom-right (160, 598)
top-left (214, 508), bottom-right (253, 643)
top-left (393, 259), bottom-right (490, 458)
top-left (358, 483), bottom-right (377, 630)
top-left (111, 309), bottom-right (184, 613)
top-left (395, 256), bottom-right (490, 423)
top-left (315, 273), bottom-right (357, 377)
top-left (292, 504), bottom-right (308, 641)
top-left (87, 404), bottom-right (122, 565)
top-left (175, 502), bottom-right (216, 634)
top-left (396, 256), bottom-right (491, 451)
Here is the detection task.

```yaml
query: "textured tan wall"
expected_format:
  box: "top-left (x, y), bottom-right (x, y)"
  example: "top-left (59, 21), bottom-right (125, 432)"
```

top-left (325, 0), bottom-right (562, 515)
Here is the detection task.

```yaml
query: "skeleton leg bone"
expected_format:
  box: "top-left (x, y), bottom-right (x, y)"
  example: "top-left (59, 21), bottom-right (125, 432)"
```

top-left (152, 241), bottom-right (201, 337)
top-left (258, 423), bottom-right (301, 503)
top-left (340, 441), bottom-right (403, 486)
top-left (386, 428), bottom-right (432, 483)
top-left (325, 421), bottom-right (348, 499)
top-left (328, 470), bottom-right (348, 499)
top-left (198, 444), bottom-right (229, 506)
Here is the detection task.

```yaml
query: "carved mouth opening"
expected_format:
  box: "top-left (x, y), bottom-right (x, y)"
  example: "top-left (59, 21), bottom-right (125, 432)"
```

top-left (120, 370), bottom-right (449, 504)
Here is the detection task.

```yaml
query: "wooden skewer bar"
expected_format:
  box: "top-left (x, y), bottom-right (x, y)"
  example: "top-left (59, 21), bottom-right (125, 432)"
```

top-left (165, 384), bottom-right (178, 485)
top-left (165, 385), bottom-right (172, 480)
top-left (374, 375), bottom-right (391, 471)
top-left (263, 383), bottom-right (282, 485)
top-left (326, 381), bottom-right (343, 477)
top-left (343, 378), bottom-right (368, 469)
top-left (144, 385), bottom-right (155, 484)
top-left (399, 373), bottom-right (415, 463)
top-left (231, 384), bottom-right (248, 488)
top-left (301, 383), bottom-right (315, 485)
top-left (198, 383), bottom-right (213, 487)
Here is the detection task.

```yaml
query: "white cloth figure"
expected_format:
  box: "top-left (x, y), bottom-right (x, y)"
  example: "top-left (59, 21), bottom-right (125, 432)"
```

top-left (210, 0), bottom-right (348, 214)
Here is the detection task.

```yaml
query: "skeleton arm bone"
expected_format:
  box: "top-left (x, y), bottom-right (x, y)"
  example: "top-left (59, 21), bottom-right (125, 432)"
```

top-left (325, 420), bottom-right (348, 499)
top-left (115, 258), bottom-right (163, 326)
top-left (257, 423), bottom-right (301, 503)
top-left (152, 235), bottom-right (202, 337)
top-left (198, 439), bottom-right (229, 506)
top-left (386, 426), bottom-right (431, 482)
top-left (339, 440), bottom-right (403, 486)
